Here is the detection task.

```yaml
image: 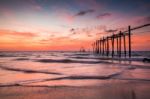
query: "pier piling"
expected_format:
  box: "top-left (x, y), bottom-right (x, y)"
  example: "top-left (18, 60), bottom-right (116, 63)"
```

top-left (92, 23), bottom-right (150, 58)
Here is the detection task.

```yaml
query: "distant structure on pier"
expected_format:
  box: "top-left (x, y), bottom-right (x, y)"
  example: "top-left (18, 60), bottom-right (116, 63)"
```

top-left (80, 47), bottom-right (86, 52)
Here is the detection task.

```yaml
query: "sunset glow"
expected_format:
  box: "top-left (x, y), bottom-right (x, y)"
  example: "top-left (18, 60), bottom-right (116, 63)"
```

top-left (0, 0), bottom-right (149, 51)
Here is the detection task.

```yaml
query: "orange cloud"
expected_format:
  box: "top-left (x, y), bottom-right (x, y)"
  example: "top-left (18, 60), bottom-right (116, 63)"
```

top-left (0, 29), bottom-right (94, 51)
top-left (0, 28), bottom-right (149, 51)
top-left (60, 11), bottom-right (75, 24)
top-left (0, 29), bottom-right (37, 37)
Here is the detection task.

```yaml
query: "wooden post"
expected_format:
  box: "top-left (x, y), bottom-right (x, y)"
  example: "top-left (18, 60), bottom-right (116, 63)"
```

top-left (102, 37), bottom-right (104, 56)
top-left (94, 42), bottom-right (96, 54)
top-left (123, 33), bottom-right (126, 57)
top-left (105, 38), bottom-right (107, 56)
top-left (100, 39), bottom-right (101, 54)
top-left (104, 38), bottom-right (107, 55)
top-left (93, 43), bottom-right (94, 53)
top-left (96, 40), bottom-right (98, 54)
top-left (112, 34), bottom-right (114, 57)
top-left (116, 37), bottom-right (119, 56)
top-left (105, 37), bottom-right (107, 55)
top-left (104, 38), bottom-right (105, 55)
top-left (107, 37), bottom-right (109, 56)
top-left (128, 26), bottom-right (131, 58)
top-left (108, 38), bottom-right (109, 56)
top-left (119, 31), bottom-right (122, 57)
top-left (96, 40), bottom-right (97, 54)
top-left (92, 43), bottom-right (94, 53)
top-left (97, 40), bottom-right (99, 54)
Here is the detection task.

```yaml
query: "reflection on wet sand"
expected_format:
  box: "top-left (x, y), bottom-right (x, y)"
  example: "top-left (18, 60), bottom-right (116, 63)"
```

top-left (0, 81), bottom-right (150, 99)
top-left (0, 51), bottom-right (150, 99)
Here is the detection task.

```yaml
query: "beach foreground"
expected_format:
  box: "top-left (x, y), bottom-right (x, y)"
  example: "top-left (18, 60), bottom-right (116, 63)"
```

top-left (0, 81), bottom-right (150, 99)
top-left (0, 51), bottom-right (150, 99)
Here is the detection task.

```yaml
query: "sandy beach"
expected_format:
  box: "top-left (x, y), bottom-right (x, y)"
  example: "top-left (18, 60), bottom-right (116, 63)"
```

top-left (0, 52), bottom-right (150, 99)
top-left (0, 81), bottom-right (150, 99)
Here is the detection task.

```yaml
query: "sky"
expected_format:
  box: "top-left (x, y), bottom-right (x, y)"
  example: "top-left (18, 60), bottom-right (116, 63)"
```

top-left (0, 0), bottom-right (150, 51)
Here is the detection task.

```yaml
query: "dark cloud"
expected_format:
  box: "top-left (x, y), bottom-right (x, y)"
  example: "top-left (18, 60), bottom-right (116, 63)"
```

top-left (96, 32), bottom-right (107, 35)
top-left (137, 16), bottom-right (150, 24)
top-left (105, 29), bottom-right (117, 33)
top-left (70, 28), bottom-right (75, 32)
top-left (70, 28), bottom-right (77, 35)
top-left (144, 16), bottom-right (150, 22)
top-left (87, 34), bottom-right (93, 37)
top-left (97, 13), bottom-right (112, 19)
top-left (75, 9), bottom-right (95, 16)
top-left (69, 25), bottom-right (107, 37)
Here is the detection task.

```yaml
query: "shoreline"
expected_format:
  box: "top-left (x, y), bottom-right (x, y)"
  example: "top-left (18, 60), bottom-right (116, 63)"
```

top-left (0, 81), bottom-right (150, 99)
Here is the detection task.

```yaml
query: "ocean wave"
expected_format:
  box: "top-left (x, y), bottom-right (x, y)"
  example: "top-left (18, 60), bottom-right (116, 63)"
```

top-left (0, 71), bottom-right (150, 87)
top-left (72, 53), bottom-right (91, 56)
top-left (36, 59), bottom-right (73, 63)
top-left (0, 53), bottom-right (28, 58)
top-left (114, 78), bottom-right (150, 82)
top-left (69, 56), bottom-right (89, 59)
top-left (0, 72), bottom-right (122, 86)
top-left (0, 66), bottom-right (62, 75)
top-left (50, 73), bottom-right (121, 80)
top-left (0, 54), bottom-right (17, 57)
top-left (35, 58), bottom-right (106, 64)
top-left (14, 58), bottom-right (30, 61)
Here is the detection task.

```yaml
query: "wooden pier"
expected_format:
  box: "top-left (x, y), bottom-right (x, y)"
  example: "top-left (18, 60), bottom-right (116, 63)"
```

top-left (92, 23), bottom-right (150, 58)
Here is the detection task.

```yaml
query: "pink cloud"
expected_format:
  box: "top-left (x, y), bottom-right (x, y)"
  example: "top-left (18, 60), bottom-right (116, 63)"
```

top-left (0, 7), bottom-right (14, 17)
top-left (62, 13), bottom-right (75, 24)
top-left (0, 29), bottom-right (37, 37)
top-left (56, 8), bottom-right (75, 24)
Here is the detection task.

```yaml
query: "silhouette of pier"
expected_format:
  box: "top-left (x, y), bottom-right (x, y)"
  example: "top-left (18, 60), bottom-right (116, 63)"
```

top-left (92, 23), bottom-right (150, 58)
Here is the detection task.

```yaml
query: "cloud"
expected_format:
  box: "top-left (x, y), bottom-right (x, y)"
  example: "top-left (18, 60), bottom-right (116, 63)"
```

top-left (70, 28), bottom-right (76, 35)
top-left (70, 28), bottom-right (75, 32)
top-left (75, 9), bottom-right (95, 16)
top-left (57, 8), bottom-right (75, 24)
top-left (105, 29), bottom-right (117, 33)
top-left (97, 13), bottom-right (112, 19)
top-left (0, 29), bottom-right (37, 37)
top-left (136, 16), bottom-right (150, 24)
top-left (69, 25), bottom-right (107, 38)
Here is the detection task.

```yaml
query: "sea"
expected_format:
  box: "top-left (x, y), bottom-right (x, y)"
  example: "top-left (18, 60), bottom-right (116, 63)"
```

top-left (0, 51), bottom-right (150, 87)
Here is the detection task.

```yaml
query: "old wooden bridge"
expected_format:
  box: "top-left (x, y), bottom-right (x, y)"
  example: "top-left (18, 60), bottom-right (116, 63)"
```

top-left (92, 23), bottom-right (150, 58)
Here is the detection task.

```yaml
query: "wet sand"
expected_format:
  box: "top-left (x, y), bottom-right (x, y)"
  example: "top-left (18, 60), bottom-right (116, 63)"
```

top-left (0, 81), bottom-right (150, 99)
top-left (0, 52), bottom-right (150, 99)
